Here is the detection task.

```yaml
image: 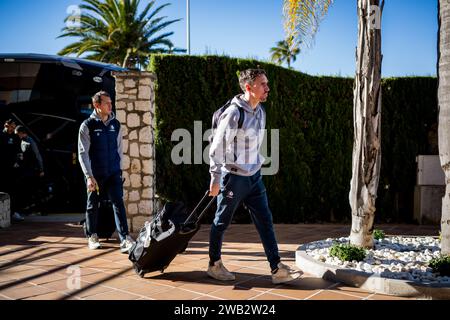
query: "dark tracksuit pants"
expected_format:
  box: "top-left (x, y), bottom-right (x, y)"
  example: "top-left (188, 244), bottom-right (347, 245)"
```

top-left (85, 172), bottom-right (129, 242)
top-left (209, 170), bottom-right (281, 271)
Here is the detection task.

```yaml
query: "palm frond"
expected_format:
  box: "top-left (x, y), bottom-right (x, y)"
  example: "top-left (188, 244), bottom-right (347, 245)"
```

top-left (58, 0), bottom-right (182, 68)
top-left (283, 0), bottom-right (333, 50)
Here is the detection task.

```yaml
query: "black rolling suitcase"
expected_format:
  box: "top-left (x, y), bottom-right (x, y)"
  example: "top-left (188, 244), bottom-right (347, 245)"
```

top-left (81, 198), bottom-right (117, 240)
top-left (129, 191), bottom-right (216, 277)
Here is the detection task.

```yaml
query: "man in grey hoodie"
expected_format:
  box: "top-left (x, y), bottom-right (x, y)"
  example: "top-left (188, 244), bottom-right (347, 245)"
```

top-left (208, 69), bottom-right (302, 284)
top-left (78, 91), bottom-right (134, 253)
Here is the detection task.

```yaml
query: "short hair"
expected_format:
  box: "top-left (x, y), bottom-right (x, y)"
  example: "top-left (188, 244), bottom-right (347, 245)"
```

top-left (238, 69), bottom-right (267, 92)
top-left (92, 91), bottom-right (111, 105)
top-left (4, 119), bottom-right (15, 126)
top-left (15, 125), bottom-right (27, 134)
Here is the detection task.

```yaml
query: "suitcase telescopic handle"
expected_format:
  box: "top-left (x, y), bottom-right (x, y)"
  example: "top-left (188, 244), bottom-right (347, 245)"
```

top-left (183, 190), bottom-right (217, 225)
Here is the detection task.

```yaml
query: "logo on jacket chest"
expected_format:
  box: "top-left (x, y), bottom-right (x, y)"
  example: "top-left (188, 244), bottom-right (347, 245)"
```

top-left (94, 129), bottom-right (103, 137)
top-left (93, 126), bottom-right (116, 137)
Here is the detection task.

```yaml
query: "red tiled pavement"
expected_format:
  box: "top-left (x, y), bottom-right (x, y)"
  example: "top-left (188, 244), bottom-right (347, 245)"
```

top-left (0, 221), bottom-right (439, 300)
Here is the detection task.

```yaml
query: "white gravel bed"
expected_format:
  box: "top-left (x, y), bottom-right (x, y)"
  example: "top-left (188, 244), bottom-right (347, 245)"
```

top-left (305, 236), bottom-right (450, 284)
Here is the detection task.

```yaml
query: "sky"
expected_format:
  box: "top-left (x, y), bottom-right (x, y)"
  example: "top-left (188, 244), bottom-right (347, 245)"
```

top-left (0, 0), bottom-right (438, 77)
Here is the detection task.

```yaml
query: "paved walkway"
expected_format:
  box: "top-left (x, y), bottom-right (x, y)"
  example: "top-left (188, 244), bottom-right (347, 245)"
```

top-left (0, 220), bottom-right (439, 300)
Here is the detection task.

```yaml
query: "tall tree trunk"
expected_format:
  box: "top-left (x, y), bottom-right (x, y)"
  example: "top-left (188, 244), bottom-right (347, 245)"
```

top-left (438, 0), bottom-right (450, 255)
top-left (349, 0), bottom-right (384, 248)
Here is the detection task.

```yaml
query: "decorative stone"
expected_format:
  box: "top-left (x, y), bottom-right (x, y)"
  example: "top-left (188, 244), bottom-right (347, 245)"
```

top-left (138, 200), bottom-right (153, 215)
top-left (130, 143), bottom-right (139, 158)
top-left (124, 79), bottom-right (136, 88)
top-left (125, 89), bottom-right (137, 95)
top-left (140, 144), bottom-right (152, 158)
top-left (135, 101), bottom-right (149, 111)
top-left (114, 71), bottom-right (156, 232)
top-left (129, 130), bottom-right (138, 141)
top-left (143, 175), bottom-right (153, 187)
top-left (305, 235), bottom-right (447, 284)
top-left (128, 190), bottom-right (140, 202)
top-left (139, 127), bottom-right (152, 144)
top-left (139, 86), bottom-right (151, 100)
top-left (122, 140), bottom-right (129, 154)
top-left (142, 160), bottom-right (154, 175)
top-left (143, 112), bottom-right (152, 125)
top-left (140, 77), bottom-right (152, 86)
top-left (128, 203), bottom-right (138, 215)
top-left (130, 159), bottom-right (141, 174)
top-left (122, 171), bottom-right (130, 187)
top-left (121, 126), bottom-right (129, 138)
top-left (142, 188), bottom-right (153, 199)
top-left (130, 174), bottom-right (142, 188)
top-left (116, 83), bottom-right (124, 94)
top-left (116, 109), bottom-right (126, 123)
top-left (116, 94), bottom-right (129, 100)
top-left (116, 101), bottom-right (127, 110)
top-left (122, 155), bottom-right (130, 170)
top-left (132, 215), bottom-right (150, 232)
top-left (127, 113), bottom-right (140, 128)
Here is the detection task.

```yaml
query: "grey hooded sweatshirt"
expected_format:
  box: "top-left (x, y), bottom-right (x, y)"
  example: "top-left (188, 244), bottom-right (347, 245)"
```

top-left (209, 94), bottom-right (266, 185)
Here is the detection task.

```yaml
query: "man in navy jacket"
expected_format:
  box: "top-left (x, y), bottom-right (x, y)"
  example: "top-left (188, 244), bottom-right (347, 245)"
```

top-left (78, 91), bottom-right (134, 253)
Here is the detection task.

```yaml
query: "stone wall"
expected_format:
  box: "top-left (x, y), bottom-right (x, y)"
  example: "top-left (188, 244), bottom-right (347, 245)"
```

top-left (0, 193), bottom-right (11, 229)
top-left (113, 71), bottom-right (156, 232)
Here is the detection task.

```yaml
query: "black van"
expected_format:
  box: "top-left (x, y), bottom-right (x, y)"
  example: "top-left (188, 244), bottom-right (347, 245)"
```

top-left (0, 53), bottom-right (127, 213)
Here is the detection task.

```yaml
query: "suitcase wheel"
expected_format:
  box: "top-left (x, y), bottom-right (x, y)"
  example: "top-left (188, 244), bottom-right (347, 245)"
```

top-left (134, 265), bottom-right (145, 278)
top-left (160, 265), bottom-right (170, 273)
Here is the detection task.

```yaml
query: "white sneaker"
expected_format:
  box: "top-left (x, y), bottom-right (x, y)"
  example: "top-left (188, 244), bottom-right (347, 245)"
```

top-left (207, 260), bottom-right (235, 281)
top-left (271, 262), bottom-right (303, 284)
top-left (120, 235), bottom-right (135, 254)
top-left (88, 234), bottom-right (101, 250)
top-left (12, 212), bottom-right (25, 222)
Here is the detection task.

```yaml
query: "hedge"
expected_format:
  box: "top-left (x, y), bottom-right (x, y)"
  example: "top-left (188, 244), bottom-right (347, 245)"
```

top-left (148, 54), bottom-right (437, 223)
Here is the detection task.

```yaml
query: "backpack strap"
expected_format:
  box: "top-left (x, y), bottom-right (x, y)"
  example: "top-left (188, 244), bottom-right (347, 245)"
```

top-left (236, 105), bottom-right (244, 129)
top-left (212, 100), bottom-right (245, 130)
top-left (225, 102), bottom-right (244, 129)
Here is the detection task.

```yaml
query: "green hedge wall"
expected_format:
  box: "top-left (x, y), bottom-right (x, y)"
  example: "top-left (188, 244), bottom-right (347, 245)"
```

top-left (378, 77), bottom-right (438, 222)
top-left (149, 54), bottom-right (437, 223)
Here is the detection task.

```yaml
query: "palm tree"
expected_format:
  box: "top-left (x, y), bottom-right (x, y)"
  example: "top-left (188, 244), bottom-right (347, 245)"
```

top-left (270, 38), bottom-right (301, 69)
top-left (438, 0), bottom-right (450, 255)
top-left (58, 0), bottom-right (184, 69)
top-left (348, 0), bottom-right (384, 248)
top-left (283, 0), bottom-right (384, 248)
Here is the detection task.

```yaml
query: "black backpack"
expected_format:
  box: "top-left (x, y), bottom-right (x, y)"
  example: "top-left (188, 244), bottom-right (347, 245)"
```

top-left (209, 99), bottom-right (244, 143)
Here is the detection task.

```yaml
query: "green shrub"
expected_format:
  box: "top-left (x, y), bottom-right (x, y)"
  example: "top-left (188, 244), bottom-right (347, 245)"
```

top-left (378, 77), bottom-right (438, 222)
top-left (148, 54), bottom-right (437, 223)
top-left (373, 229), bottom-right (386, 240)
top-left (330, 244), bottom-right (367, 262)
top-left (429, 255), bottom-right (450, 276)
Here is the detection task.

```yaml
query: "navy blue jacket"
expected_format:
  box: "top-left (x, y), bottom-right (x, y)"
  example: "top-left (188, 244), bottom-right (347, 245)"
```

top-left (78, 111), bottom-right (123, 179)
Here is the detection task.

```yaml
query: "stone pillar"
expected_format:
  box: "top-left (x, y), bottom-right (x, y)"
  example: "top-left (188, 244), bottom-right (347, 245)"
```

top-left (113, 71), bottom-right (156, 232)
top-left (0, 193), bottom-right (11, 229)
